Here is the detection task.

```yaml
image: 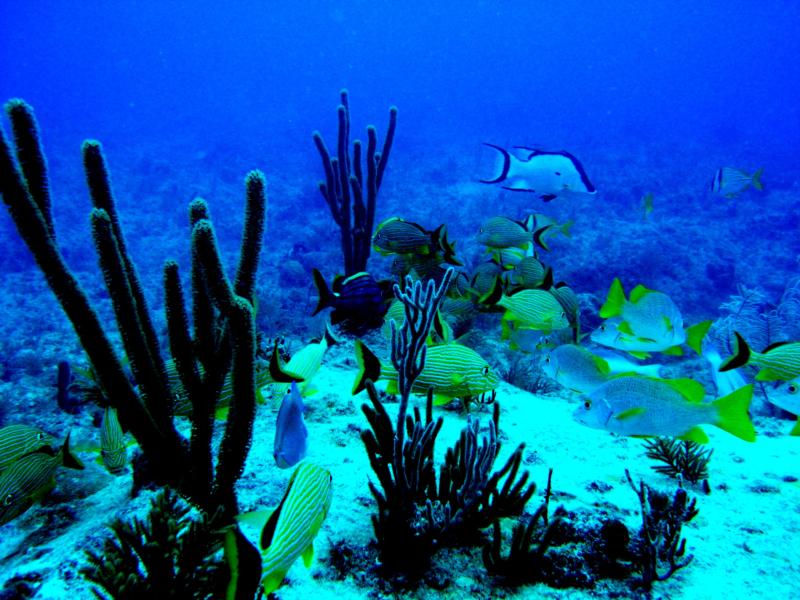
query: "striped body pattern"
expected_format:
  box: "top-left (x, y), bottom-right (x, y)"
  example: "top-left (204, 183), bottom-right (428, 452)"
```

top-left (260, 462), bottom-right (333, 593)
top-left (0, 450), bottom-right (62, 524)
top-left (499, 289), bottom-right (568, 331)
top-left (752, 344), bottom-right (800, 381)
top-left (100, 407), bottom-right (127, 474)
top-left (270, 340), bottom-right (328, 401)
top-left (0, 425), bottom-right (55, 473)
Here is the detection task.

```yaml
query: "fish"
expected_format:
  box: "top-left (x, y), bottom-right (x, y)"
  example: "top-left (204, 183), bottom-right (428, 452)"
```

top-left (269, 327), bottom-right (338, 401)
top-left (373, 218), bottom-right (460, 265)
top-left (99, 407), bottom-right (127, 474)
top-left (0, 425), bottom-right (55, 474)
top-left (381, 300), bottom-right (453, 345)
top-left (542, 345), bottom-right (663, 394)
top-left (641, 193), bottom-right (654, 219)
top-left (710, 167), bottom-right (763, 198)
top-left (719, 332), bottom-right (800, 381)
top-left (476, 215), bottom-right (549, 251)
top-left (703, 342), bottom-right (746, 397)
top-left (592, 348), bottom-right (663, 378)
top-left (0, 432), bottom-right (85, 525)
top-left (236, 462), bottom-right (333, 595)
top-left (353, 340), bottom-right (499, 404)
top-left (592, 278), bottom-right (711, 357)
top-left (528, 213), bottom-right (573, 240)
top-left (506, 326), bottom-right (574, 353)
top-left (573, 376), bottom-right (755, 443)
top-left (470, 261), bottom-right (504, 297)
top-left (510, 257), bottom-right (552, 290)
top-left (763, 380), bottom-right (800, 436)
top-left (273, 382), bottom-right (308, 469)
top-left (480, 143), bottom-right (596, 202)
top-left (481, 278), bottom-right (569, 335)
top-left (312, 269), bottom-right (392, 330)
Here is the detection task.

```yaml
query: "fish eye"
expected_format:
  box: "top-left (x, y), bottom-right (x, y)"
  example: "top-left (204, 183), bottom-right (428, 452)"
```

top-left (482, 366), bottom-right (490, 376)
top-left (788, 384), bottom-right (798, 394)
top-left (544, 356), bottom-right (551, 363)
top-left (3, 494), bottom-right (13, 506)
top-left (599, 325), bottom-right (606, 332)
top-left (583, 400), bottom-right (591, 410)
top-left (37, 433), bottom-right (44, 440)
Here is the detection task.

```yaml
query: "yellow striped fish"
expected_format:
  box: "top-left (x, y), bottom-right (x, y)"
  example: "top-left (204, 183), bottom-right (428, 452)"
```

top-left (0, 425), bottom-right (55, 474)
top-left (235, 462), bottom-right (333, 595)
top-left (353, 340), bottom-right (499, 404)
top-left (476, 216), bottom-right (533, 249)
top-left (100, 407), bottom-right (127, 474)
top-left (482, 278), bottom-right (569, 334)
top-left (0, 432), bottom-right (84, 525)
top-left (269, 328), bottom-right (338, 401)
top-left (720, 332), bottom-right (800, 381)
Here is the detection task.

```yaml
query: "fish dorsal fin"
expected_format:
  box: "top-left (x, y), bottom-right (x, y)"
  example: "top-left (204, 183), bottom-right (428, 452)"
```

top-left (762, 340), bottom-right (791, 353)
top-left (679, 426), bottom-right (709, 444)
top-left (599, 278), bottom-right (626, 318)
top-left (615, 407), bottom-right (645, 421)
top-left (269, 341), bottom-right (304, 384)
top-left (589, 352), bottom-right (611, 375)
top-left (539, 267), bottom-right (554, 290)
top-left (661, 378), bottom-right (706, 403)
top-left (685, 320), bottom-right (712, 356)
top-left (629, 284), bottom-right (654, 303)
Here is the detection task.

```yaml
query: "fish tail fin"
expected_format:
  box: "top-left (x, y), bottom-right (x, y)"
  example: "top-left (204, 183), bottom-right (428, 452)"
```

top-left (751, 167), bottom-right (764, 191)
top-left (790, 419), bottom-right (800, 436)
top-left (261, 569), bottom-right (290, 596)
top-left (533, 225), bottom-right (553, 251)
top-left (479, 143), bottom-right (511, 184)
top-left (522, 214), bottom-right (535, 232)
top-left (685, 320), bottom-right (713, 356)
top-left (478, 275), bottom-right (504, 306)
top-left (269, 340), bottom-right (302, 383)
top-left (599, 277), bottom-right (626, 318)
top-left (311, 268), bottom-right (332, 315)
top-left (61, 432), bottom-right (85, 470)
top-left (712, 384), bottom-right (755, 442)
top-left (353, 339), bottom-right (381, 394)
top-left (560, 220), bottom-right (574, 237)
top-left (719, 331), bottom-right (751, 372)
top-left (323, 323), bottom-right (340, 348)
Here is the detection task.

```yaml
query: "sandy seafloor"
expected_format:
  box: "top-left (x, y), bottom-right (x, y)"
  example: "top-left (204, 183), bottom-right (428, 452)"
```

top-left (0, 336), bottom-right (798, 600)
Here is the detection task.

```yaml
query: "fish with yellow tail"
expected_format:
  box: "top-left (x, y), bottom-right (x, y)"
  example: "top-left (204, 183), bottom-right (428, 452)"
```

top-left (719, 331), bottom-right (800, 382)
top-left (0, 432), bottom-right (85, 525)
top-left (480, 276), bottom-right (570, 335)
top-left (353, 339), bottom-right (499, 405)
top-left (573, 376), bottom-right (755, 444)
top-left (0, 425), bottom-right (56, 474)
top-left (269, 326), bottom-right (339, 401)
top-left (710, 167), bottom-right (763, 199)
top-left (99, 407), bottom-right (127, 474)
top-left (229, 462), bottom-right (333, 597)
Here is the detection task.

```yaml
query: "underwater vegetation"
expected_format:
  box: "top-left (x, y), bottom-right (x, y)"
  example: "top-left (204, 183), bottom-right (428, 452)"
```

top-left (643, 437), bottom-right (713, 486)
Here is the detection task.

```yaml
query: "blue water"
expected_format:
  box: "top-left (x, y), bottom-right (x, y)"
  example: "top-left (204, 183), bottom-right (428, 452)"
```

top-left (1, 1), bottom-right (799, 596)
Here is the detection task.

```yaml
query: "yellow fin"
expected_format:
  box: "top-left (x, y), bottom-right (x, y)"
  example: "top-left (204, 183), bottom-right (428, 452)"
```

top-left (599, 278), bottom-right (625, 318)
top-left (712, 384), bottom-right (755, 442)
top-left (790, 419), bottom-right (800, 436)
top-left (629, 284), bottom-right (654, 303)
top-left (615, 407), bottom-right (645, 421)
top-left (628, 351), bottom-right (651, 360)
top-left (662, 345), bottom-right (684, 356)
top-left (755, 368), bottom-right (782, 382)
top-left (301, 543), bottom-right (315, 568)
top-left (678, 426), bottom-right (709, 444)
top-left (661, 378), bottom-right (706, 403)
top-left (685, 320), bottom-right (712, 355)
top-left (617, 321), bottom-right (635, 335)
top-left (261, 570), bottom-right (289, 595)
top-left (433, 394), bottom-right (454, 406)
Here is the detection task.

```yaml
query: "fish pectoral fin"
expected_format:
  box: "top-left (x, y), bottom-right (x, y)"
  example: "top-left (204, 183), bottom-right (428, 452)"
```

top-left (301, 543), bottom-right (315, 568)
top-left (790, 419), bottom-right (800, 437)
top-left (662, 345), bottom-right (684, 356)
top-left (450, 373), bottom-right (465, 386)
top-left (685, 320), bottom-right (712, 355)
top-left (755, 368), bottom-right (782, 382)
top-left (617, 321), bottom-right (635, 335)
top-left (627, 351), bottom-right (651, 360)
top-left (678, 426), bottom-right (709, 444)
top-left (433, 394), bottom-right (454, 406)
top-left (614, 407), bottom-right (645, 421)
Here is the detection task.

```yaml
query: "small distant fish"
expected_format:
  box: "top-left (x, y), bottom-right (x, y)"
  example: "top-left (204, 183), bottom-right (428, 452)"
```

top-left (373, 218), bottom-right (460, 265)
top-left (100, 407), bottom-right (127, 474)
top-left (353, 340), bottom-right (499, 404)
top-left (312, 269), bottom-right (392, 330)
top-left (481, 278), bottom-right (569, 335)
top-left (0, 432), bottom-right (85, 525)
top-left (710, 167), bottom-right (763, 198)
top-left (573, 377), bottom-right (755, 443)
top-left (592, 278), bottom-right (711, 357)
top-left (719, 331), bottom-right (800, 381)
top-left (641, 193), bottom-right (654, 219)
top-left (236, 462), bottom-right (333, 595)
top-left (480, 144), bottom-right (596, 202)
top-left (273, 382), bottom-right (308, 469)
top-left (0, 425), bottom-right (55, 474)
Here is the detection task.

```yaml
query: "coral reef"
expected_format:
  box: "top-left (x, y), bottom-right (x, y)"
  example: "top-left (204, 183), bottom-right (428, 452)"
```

top-left (0, 99), bottom-right (265, 522)
top-left (313, 89), bottom-right (397, 276)
top-left (643, 437), bottom-right (713, 485)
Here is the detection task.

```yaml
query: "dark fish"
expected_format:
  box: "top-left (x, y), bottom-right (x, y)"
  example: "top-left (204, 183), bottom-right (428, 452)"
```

top-left (273, 382), bottom-right (308, 469)
top-left (312, 269), bottom-right (391, 329)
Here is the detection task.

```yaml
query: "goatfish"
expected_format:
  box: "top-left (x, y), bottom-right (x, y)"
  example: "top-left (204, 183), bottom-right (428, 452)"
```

top-left (353, 340), bottom-right (499, 404)
top-left (99, 407), bottom-right (127, 474)
top-left (235, 462), bottom-right (333, 595)
top-left (481, 278), bottom-right (570, 335)
top-left (373, 218), bottom-right (460, 265)
top-left (592, 278), bottom-right (711, 358)
top-left (0, 425), bottom-right (55, 474)
top-left (269, 327), bottom-right (338, 401)
top-left (0, 432), bottom-right (85, 525)
top-left (710, 167), bottom-right (763, 199)
top-left (541, 344), bottom-right (663, 394)
top-left (273, 382), bottom-right (308, 469)
top-left (312, 269), bottom-right (392, 329)
top-left (480, 143), bottom-right (596, 202)
top-left (720, 332), bottom-right (800, 381)
top-left (573, 376), bottom-right (755, 444)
